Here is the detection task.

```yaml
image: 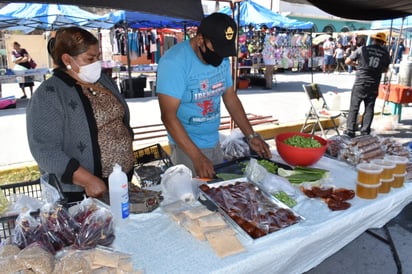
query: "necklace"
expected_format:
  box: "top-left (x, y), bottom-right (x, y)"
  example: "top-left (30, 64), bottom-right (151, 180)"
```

top-left (87, 88), bottom-right (97, 96)
top-left (77, 82), bottom-right (111, 96)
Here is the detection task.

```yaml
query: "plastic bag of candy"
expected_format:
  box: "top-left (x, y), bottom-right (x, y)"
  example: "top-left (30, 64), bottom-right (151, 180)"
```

top-left (73, 207), bottom-right (115, 250)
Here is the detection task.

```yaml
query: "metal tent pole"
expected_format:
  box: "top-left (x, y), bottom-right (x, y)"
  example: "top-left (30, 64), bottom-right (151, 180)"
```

top-left (381, 17), bottom-right (405, 116)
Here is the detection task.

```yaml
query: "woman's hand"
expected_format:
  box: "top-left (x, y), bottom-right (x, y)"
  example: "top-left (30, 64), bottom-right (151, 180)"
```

top-left (73, 166), bottom-right (108, 198)
top-left (83, 177), bottom-right (108, 198)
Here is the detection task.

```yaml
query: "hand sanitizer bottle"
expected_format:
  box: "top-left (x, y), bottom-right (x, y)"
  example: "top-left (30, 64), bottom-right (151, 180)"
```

top-left (108, 163), bottom-right (129, 225)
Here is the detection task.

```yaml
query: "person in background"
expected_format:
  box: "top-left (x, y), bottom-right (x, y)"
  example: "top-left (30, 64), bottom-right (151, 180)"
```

top-left (26, 27), bottom-right (134, 202)
top-left (390, 38), bottom-right (405, 74)
top-left (344, 32), bottom-right (390, 138)
top-left (322, 36), bottom-right (335, 73)
top-left (262, 27), bottom-right (277, 89)
top-left (333, 42), bottom-right (346, 73)
top-left (344, 41), bottom-right (356, 73)
top-left (156, 13), bottom-right (272, 178)
top-left (11, 41), bottom-right (35, 99)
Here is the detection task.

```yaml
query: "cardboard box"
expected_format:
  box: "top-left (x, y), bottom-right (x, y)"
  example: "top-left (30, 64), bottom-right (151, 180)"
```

top-left (378, 84), bottom-right (412, 104)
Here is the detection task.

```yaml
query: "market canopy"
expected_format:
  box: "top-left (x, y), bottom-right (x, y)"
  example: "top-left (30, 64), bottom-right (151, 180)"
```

top-left (305, 0), bottom-right (412, 20)
top-left (219, 0), bottom-right (313, 30)
top-left (105, 10), bottom-right (200, 29)
top-left (0, 0), bottom-right (204, 22)
top-left (0, 3), bottom-right (113, 31)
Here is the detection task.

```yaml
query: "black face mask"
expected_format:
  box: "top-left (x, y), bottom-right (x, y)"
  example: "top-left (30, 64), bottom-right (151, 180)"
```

top-left (199, 42), bottom-right (223, 67)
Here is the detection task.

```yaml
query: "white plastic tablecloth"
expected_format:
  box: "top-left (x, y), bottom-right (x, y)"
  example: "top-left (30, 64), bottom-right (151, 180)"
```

top-left (113, 155), bottom-right (412, 274)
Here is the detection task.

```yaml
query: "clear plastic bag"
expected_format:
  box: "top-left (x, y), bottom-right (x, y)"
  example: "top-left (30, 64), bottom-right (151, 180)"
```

top-left (70, 197), bottom-right (99, 224)
top-left (161, 165), bottom-right (199, 204)
top-left (5, 194), bottom-right (43, 216)
top-left (15, 242), bottom-right (55, 274)
top-left (40, 173), bottom-right (63, 204)
top-left (74, 207), bottom-right (115, 250)
top-left (13, 210), bottom-right (55, 253)
top-left (13, 210), bottom-right (41, 249)
top-left (40, 203), bottom-right (80, 251)
top-left (221, 129), bottom-right (251, 161)
top-left (245, 158), bottom-right (296, 196)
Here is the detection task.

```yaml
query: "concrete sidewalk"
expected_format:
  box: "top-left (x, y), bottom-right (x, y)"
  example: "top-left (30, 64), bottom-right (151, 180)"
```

top-left (1, 71), bottom-right (411, 273)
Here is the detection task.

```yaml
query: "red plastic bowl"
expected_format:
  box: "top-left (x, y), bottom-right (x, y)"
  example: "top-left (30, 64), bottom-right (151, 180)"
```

top-left (275, 132), bottom-right (328, 166)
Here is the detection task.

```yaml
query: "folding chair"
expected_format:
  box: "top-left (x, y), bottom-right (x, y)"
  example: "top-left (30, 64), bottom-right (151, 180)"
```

top-left (301, 83), bottom-right (342, 137)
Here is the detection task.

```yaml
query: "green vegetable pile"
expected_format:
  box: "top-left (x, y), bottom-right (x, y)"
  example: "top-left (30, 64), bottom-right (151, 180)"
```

top-left (257, 159), bottom-right (278, 174)
top-left (284, 135), bottom-right (321, 148)
top-left (278, 166), bottom-right (329, 184)
top-left (272, 191), bottom-right (297, 208)
top-left (216, 173), bottom-right (244, 181)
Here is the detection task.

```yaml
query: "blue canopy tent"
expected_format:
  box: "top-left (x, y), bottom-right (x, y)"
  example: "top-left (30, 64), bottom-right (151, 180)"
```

top-left (0, 0), bottom-right (205, 23)
top-left (0, 3), bottom-right (113, 30)
top-left (103, 10), bottom-right (201, 93)
top-left (0, 14), bottom-right (35, 33)
top-left (218, 0), bottom-right (313, 30)
top-left (218, 0), bottom-right (314, 86)
top-left (105, 10), bottom-right (199, 29)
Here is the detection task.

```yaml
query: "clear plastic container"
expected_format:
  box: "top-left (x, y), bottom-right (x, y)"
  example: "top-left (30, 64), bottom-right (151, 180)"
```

top-left (356, 181), bottom-right (381, 199)
top-left (370, 159), bottom-right (396, 180)
top-left (392, 172), bottom-right (407, 188)
top-left (384, 155), bottom-right (408, 174)
top-left (356, 163), bottom-right (383, 185)
top-left (379, 177), bottom-right (393, 193)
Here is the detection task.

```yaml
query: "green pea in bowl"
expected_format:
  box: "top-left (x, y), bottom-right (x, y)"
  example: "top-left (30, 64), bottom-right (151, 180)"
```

top-left (275, 132), bottom-right (328, 166)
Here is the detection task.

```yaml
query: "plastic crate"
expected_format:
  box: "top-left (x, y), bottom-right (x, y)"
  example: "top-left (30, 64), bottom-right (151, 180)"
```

top-left (133, 144), bottom-right (173, 188)
top-left (0, 180), bottom-right (42, 242)
top-left (134, 143), bottom-right (172, 168)
top-left (0, 178), bottom-right (70, 242)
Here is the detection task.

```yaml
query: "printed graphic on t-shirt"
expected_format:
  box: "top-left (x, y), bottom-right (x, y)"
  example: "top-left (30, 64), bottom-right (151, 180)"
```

top-left (187, 75), bottom-right (225, 125)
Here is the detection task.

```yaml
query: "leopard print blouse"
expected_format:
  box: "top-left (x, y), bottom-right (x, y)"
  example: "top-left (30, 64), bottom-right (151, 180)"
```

top-left (82, 83), bottom-right (134, 178)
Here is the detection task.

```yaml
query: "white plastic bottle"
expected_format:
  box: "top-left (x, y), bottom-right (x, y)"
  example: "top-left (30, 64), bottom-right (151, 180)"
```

top-left (108, 163), bottom-right (129, 225)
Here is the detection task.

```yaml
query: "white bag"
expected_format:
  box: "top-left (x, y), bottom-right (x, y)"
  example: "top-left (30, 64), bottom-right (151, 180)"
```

top-left (161, 164), bottom-right (199, 204)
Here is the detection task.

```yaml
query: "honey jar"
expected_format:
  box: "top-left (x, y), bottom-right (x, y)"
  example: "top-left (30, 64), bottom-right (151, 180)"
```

top-left (356, 163), bottom-right (383, 185)
top-left (370, 159), bottom-right (396, 180)
top-left (378, 177), bottom-right (393, 193)
top-left (392, 172), bottom-right (407, 188)
top-left (356, 182), bottom-right (381, 199)
top-left (384, 155), bottom-right (408, 174)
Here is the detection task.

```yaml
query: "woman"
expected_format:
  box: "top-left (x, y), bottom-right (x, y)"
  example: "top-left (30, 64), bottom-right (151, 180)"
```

top-left (261, 27), bottom-right (277, 89)
top-left (12, 41), bottom-right (35, 99)
top-left (333, 42), bottom-right (346, 73)
top-left (26, 27), bottom-right (135, 202)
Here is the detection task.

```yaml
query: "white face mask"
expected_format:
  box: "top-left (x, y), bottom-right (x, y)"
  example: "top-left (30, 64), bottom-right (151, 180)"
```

top-left (73, 59), bottom-right (102, 83)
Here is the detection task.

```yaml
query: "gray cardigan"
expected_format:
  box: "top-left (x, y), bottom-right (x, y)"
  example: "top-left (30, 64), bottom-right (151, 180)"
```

top-left (26, 69), bottom-right (133, 190)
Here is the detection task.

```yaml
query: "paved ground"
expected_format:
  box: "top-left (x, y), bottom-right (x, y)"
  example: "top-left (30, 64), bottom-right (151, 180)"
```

top-left (1, 70), bottom-right (411, 273)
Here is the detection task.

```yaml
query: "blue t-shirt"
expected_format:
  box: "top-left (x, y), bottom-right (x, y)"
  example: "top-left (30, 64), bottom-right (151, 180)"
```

top-left (156, 40), bottom-right (233, 149)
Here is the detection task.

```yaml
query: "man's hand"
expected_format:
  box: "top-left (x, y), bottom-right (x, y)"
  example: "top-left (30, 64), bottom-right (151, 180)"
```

top-left (193, 154), bottom-right (216, 179)
top-left (248, 136), bottom-right (272, 159)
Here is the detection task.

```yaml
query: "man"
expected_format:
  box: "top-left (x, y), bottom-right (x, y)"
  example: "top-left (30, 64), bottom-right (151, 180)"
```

top-left (156, 13), bottom-right (272, 178)
top-left (390, 38), bottom-right (405, 74)
top-left (344, 32), bottom-right (390, 138)
top-left (322, 37), bottom-right (335, 73)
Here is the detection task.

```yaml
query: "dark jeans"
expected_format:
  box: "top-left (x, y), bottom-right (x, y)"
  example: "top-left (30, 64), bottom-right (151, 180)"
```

top-left (335, 58), bottom-right (345, 72)
top-left (346, 83), bottom-right (378, 134)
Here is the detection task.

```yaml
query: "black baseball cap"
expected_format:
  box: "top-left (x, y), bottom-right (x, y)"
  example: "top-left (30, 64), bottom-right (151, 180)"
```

top-left (197, 13), bottom-right (237, 57)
